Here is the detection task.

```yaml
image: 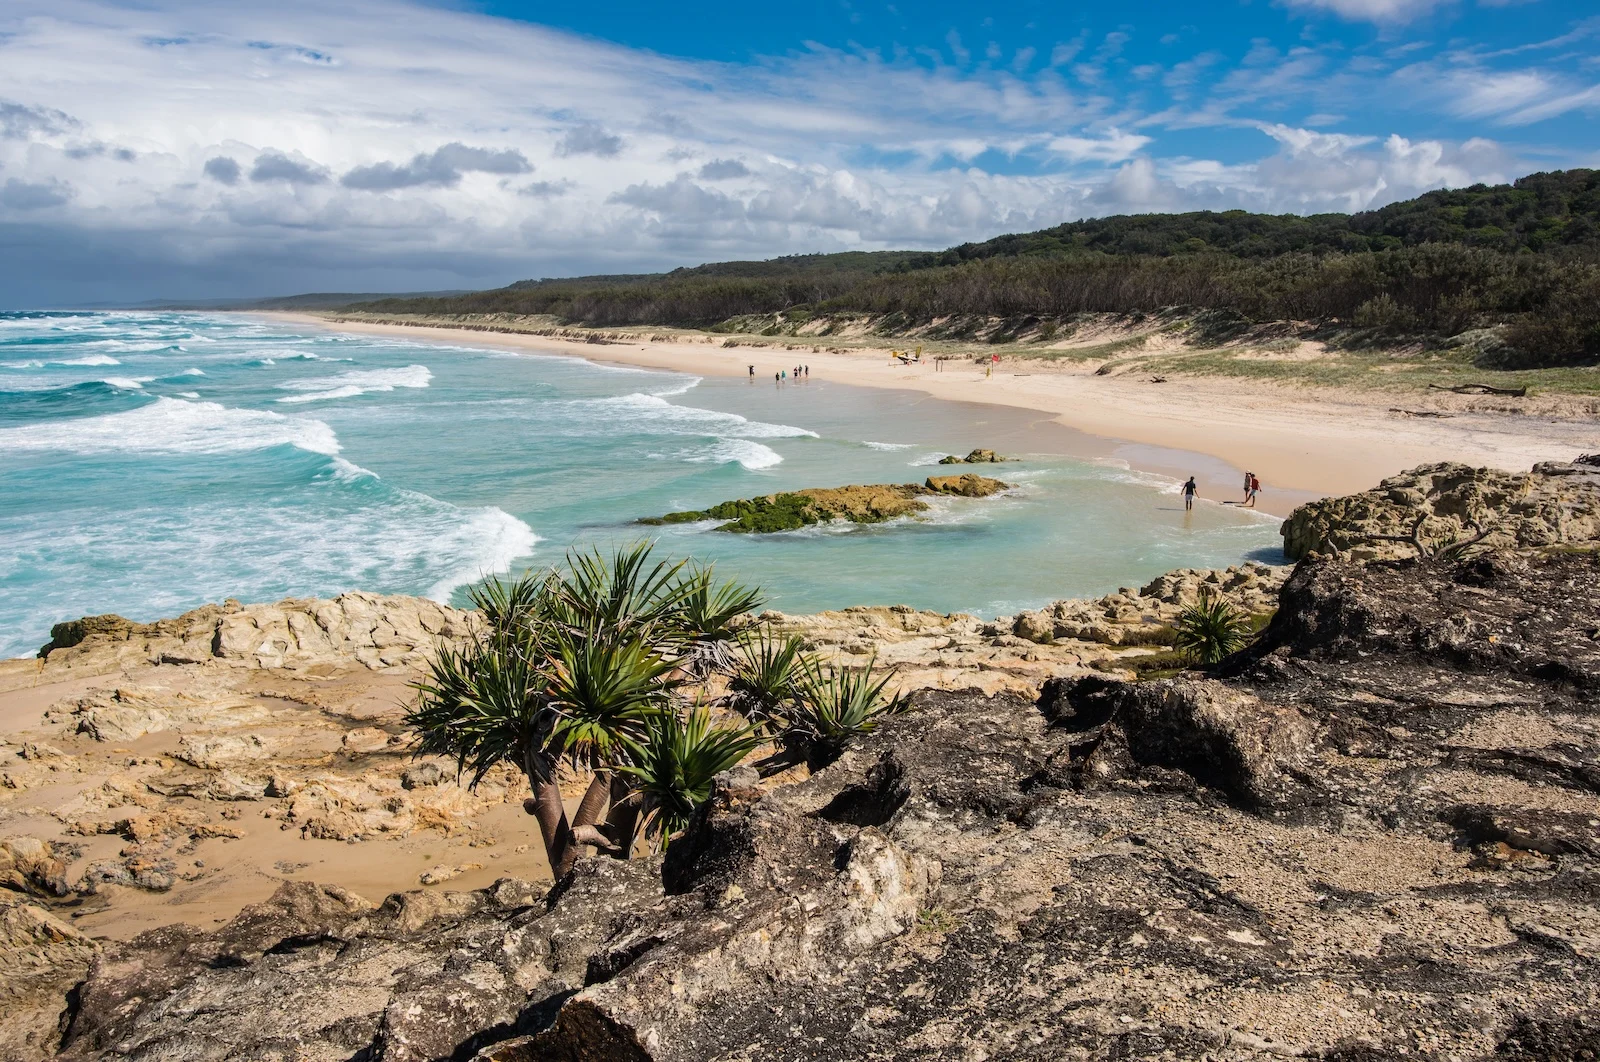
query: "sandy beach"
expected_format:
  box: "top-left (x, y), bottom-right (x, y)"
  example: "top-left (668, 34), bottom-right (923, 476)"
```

top-left (272, 312), bottom-right (1597, 498)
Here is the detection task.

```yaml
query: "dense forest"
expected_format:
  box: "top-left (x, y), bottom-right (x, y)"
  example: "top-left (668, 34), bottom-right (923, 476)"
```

top-left (351, 169), bottom-right (1600, 367)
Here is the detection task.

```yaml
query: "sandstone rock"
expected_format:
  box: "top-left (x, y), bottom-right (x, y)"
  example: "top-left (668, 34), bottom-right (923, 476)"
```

top-left (0, 896), bottom-right (100, 1062)
top-left (1280, 458), bottom-right (1600, 561)
top-left (342, 726), bottom-right (404, 755)
top-left (937, 447), bottom-right (1008, 464)
top-left (922, 472), bottom-right (1008, 497)
top-left (644, 477), bottom-right (1008, 533)
top-left (402, 762), bottom-right (445, 789)
top-left (46, 555), bottom-right (1600, 1062)
top-left (174, 733), bottom-right (272, 769)
top-left (0, 837), bottom-right (71, 898)
top-left (1042, 675), bottom-right (1318, 810)
top-left (419, 862), bottom-right (482, 886)
top-left (1011, 609), bottom-right (1055, 643)
top-left (29, 591), bottom-right (477, 679)
top-left (49, 685), bottom-right (272, 742)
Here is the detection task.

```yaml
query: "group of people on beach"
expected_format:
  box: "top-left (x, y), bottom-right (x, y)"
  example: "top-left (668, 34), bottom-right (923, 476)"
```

top-left (1179, 470), bottom-right (1261, 510)
top-left (751, 364), bottom-right (809, 383)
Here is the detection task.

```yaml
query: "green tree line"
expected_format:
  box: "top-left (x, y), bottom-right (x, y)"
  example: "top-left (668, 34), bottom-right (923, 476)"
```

top-left (351, 169), bottom-right (1600, 367)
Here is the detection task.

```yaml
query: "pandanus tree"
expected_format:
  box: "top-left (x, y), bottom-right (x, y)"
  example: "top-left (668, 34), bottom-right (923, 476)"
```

top-left (407, 544), bottom-right (768, 875)
top-left (410, 542), bottom-right (910, 877)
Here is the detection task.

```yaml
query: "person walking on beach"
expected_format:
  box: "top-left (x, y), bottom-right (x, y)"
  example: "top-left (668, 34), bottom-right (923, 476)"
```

top-left (1242, 471), bottom-right (1253, 504)
top-left (748, 364), bottom-right (755, 376)
top-left (1182, 476), bottom-right (1198, 511)
top-left (1246, 473), bottom-right (1260, 508)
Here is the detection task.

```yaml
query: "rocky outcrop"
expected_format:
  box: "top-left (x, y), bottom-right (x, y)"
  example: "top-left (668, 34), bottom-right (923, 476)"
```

top-left (639, 476), bottom-right (1010, 533)
top-left (1280, 458), bottom-right (1600, 561)
top-left (21, 591), bottom-right (477, 682)
top-left (45, 545), bottom-right (1600, 1061)
top-left (759, 561), bottom-right (1287, 695)
top-left (0, 898), bottom-right (100, 1062)
top-left (937, 448), bottom-right (1010, 464)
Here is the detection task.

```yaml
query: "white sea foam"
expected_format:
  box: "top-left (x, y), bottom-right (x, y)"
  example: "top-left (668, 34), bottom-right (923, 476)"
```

top-left (863, 440), bottom-right (916, 451)
top-left (684, 438), bottom-right (784, 471)
top-left (422, 506), bottom-right (541, 601)
top-left (0, 489), bottom-right (538, 658)
top-left (592, 393), bottom-right (818, 440)
top-left (102, 376), bottom-right (155, 390)
top-left (649, 377), bottom-right (702, 397)
top-left (1, 354), bottom-right (122, 368)
top-left (583, 392), bottom-right (815, 468)
top-left (175, 391), bottom-right (201, 399)
top-left (178, 367), bottom-right (205, 376)
top-left (276, 364), bottom-right (433, 403)
top-left (0, 397), bottom-right (340, 456)
top-left (328, 457), bottom-right (378, 483)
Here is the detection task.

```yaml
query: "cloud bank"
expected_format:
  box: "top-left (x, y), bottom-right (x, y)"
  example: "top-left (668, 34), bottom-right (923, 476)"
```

top-left (0, 0), bottom-right (1590, 304)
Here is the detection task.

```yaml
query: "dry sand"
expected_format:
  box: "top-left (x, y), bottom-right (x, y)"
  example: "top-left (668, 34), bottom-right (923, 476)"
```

top-left (270, 313), bottom-right (1598, 497)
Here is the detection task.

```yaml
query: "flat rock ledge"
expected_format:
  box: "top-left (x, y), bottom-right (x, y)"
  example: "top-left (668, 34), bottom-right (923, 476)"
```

top-left (40, 543), bottom-right (1600, 1062)
top-left (16, 592), bottom-right (478, 684)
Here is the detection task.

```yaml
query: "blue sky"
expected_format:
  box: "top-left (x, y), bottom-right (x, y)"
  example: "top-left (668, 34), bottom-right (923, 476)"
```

top-left (0, 0), bottom-right (1595, 304)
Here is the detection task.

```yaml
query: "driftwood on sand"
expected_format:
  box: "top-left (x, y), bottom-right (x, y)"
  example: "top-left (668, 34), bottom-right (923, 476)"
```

top-left (1426, 382), bottom-right (1528, 397)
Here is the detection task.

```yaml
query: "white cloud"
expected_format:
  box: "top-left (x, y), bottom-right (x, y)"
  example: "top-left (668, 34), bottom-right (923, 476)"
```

top-left (0, 0), bottom-right (1552, 303)
top-left (1394, 60), bottom-right (1600, 126)
top-left (1047, 129), bottom-right (1152, 164)
top-left (1281, 0), bottom-right (1449, 24)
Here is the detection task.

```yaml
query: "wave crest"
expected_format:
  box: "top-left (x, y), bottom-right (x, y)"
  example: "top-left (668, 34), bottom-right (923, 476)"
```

top-left (276, 364), bottom-right (433, 404)
top-left (0, 396), bottom-right (340, 456)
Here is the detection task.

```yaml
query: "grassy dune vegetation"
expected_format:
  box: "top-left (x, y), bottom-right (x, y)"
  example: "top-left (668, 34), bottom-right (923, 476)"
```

top-left (349, 169), bottom-right (1600, 377)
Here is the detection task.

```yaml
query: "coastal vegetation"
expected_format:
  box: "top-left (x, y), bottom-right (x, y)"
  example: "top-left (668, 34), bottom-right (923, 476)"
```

top-left (1172, 593), bottom-right (1254, 665)
top-left (405, 544), bottom-right (904, 872)
top-left (348, 169), bottom-right (1600, 369)
top-left (640, 475), bottom-right (1010, 533)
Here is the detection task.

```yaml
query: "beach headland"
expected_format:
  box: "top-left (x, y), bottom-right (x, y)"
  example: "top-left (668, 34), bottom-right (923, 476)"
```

top-left (272, 310), bottom-right (1599, 499)
top-left (5, 456), bottom-right (1598, 1061)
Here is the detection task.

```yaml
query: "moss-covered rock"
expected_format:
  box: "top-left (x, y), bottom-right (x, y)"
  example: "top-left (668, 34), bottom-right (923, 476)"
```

top-left (640, 476), bottom-right (1009, 533)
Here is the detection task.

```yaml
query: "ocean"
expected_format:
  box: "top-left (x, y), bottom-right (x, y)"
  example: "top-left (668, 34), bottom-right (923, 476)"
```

top-left (0, 312), bottom-right (1285, 659)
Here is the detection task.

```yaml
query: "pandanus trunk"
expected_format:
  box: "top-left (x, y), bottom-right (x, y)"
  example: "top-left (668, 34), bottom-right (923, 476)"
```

top-left (572, 770), bottom-right (611, 830)
top-left (522, 748), bottom-right (576, 877)
top-left (603, 772), bottom-right (640, 858)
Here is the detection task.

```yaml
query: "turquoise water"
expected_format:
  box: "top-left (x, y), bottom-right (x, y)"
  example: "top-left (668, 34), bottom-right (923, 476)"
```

top-left (0, 312), bottom-right (1284, 659)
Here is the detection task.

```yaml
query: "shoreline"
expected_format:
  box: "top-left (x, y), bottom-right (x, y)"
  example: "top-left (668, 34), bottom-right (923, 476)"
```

top-left (265, 311), bottom-right (1597, 498)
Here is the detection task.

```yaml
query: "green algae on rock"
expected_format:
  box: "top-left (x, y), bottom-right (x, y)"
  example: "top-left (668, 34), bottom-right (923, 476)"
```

top-left (640, 475), bottom-right (1010, 533)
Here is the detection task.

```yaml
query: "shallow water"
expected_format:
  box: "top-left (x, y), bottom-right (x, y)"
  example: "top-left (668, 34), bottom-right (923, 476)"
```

top-left (0, 312), bottom-right (1284, 658)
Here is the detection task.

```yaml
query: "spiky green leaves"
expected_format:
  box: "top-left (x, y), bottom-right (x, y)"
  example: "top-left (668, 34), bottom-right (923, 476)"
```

top-left (546, 631), bottom-right (675, 769)
top-left (724, 629), bottom-right (808, 724)
top-left (788, 656), bottom-right (908, 762)
top-left (618, 707), bottom-right (763, 843)
top-left (674, 565), bottom-right (765, 678)
top-left (1173, 592), bottom-right (1253, 665)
